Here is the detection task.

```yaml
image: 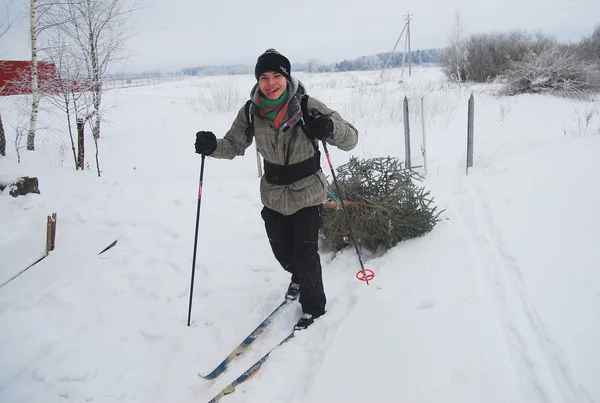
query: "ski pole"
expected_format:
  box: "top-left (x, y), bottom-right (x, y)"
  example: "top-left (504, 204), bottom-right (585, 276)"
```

top-left (188, 154), bottom-right (206, 326)
top-left (320, 140), bottom-right (371, 285)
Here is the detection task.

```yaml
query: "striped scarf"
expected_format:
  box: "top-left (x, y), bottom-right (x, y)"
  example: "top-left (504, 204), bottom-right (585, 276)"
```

top-left (258, 91), bottom-right (289, 129)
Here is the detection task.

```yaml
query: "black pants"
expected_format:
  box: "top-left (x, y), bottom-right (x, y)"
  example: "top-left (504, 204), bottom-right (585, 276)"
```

top-left (261, 205), bottom-right (326, 317)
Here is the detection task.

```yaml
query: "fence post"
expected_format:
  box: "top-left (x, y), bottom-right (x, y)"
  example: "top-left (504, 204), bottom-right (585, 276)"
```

top-left (403, 96), bottom-right (411, 169)
top-left (466, 93), bottom-right (475, 175)
top-left (420, 96), bottom-right (427, 175)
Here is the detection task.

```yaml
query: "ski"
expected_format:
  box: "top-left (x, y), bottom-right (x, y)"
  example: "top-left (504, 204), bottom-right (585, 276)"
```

top-left (199, 299), bottom-right (293, 380)
top-left (98, 239), bottom-right (118, 255)
top-left (207, 332), bottom-right (295, 403)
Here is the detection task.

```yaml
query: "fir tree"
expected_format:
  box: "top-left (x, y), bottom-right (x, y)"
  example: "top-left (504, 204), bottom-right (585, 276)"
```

top-left (322, 157), bottom-right (442, 251)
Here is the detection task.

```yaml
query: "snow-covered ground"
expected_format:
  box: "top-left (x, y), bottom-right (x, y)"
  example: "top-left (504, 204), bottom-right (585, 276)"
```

top-left (1, 67), bottom-right (599, 403)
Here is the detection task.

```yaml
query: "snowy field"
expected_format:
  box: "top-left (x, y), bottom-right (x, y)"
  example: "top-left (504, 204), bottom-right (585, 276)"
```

top-left (1, 66), bottom-right (600, 403)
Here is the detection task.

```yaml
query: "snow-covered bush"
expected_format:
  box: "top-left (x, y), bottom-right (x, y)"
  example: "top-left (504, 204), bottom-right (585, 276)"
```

top-left (501, 47), bottom-right (600, 98)
top-left (197, 80), bottom-right (242, 112)
top-left (440, 31), bottom-right (555, 83)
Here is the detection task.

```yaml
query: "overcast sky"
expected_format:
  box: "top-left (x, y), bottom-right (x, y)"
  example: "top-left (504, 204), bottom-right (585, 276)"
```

top-left (0, 0), bottom-right (598, 73)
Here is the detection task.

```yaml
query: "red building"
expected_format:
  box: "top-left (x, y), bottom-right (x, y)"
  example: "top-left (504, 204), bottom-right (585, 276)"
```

top-left (0, 60), bottom-right (59, 96)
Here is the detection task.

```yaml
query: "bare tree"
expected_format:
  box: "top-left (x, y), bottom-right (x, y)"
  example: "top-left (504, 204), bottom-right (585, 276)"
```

top-left (52, 0), bottom-right (141, 176)
top-left (440, 9), bottom-right (468, 83)
top-left (43, 32), bottom-right (94, 170)
top-left (579, 24), bottom-right (600, 63)
top-left (450, 10), bottom-right (466, 82)
top-left (9, 96), bottom-right (32, 163)
top-left (0, 6), bottom-right (16, 38)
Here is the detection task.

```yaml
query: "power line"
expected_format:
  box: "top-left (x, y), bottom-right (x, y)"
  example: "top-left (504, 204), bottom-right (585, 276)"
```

top-left (415, 4), bottom-right (598, 21)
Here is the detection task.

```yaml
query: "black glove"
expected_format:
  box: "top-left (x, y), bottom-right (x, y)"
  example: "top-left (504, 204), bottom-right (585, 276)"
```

top-left (305, 111), bottom-right (334, 140)
top-left (195, 131), bottom-right (217, 155)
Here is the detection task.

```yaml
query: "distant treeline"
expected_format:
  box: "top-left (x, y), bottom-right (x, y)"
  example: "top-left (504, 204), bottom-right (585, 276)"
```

top-left (181, 49), bottom-right (442, 77)
top-left (332, 49), bottom-right (442, 72)
top-left (181, 65), bottom-right (253, 76)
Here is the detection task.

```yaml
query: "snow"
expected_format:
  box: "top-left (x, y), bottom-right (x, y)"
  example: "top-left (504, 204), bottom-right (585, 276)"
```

top-left (1, 66), bottom-right (600, 403)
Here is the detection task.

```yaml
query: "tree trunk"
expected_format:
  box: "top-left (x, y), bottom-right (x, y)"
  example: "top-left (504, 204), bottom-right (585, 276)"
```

top-left (77, 117), bottom-right (84, 170)
top-left (27, 0), bottom-right (39, 151)
top-left (0, 112), bottom-right (6, 156)
top-left (90, 29), bottom-right (102, 140)
top-left (66, 105), bottom-right (78, 170)
top-left (93, 136), bottom-right (100, 177)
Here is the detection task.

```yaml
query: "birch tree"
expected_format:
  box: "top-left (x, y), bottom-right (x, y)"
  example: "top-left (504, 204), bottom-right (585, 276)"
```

top-left (26, 0), bottom-right (62, 151)
top-left (450, 10), bottom-right (467, 82)
top-left (27, 0), bottom-right (40, 150)
top-left (440, 9), bottom-right (468, 83)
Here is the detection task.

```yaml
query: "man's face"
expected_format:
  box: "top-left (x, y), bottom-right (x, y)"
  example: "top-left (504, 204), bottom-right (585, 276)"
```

top-left (258, 72), bottom-right (287, 100)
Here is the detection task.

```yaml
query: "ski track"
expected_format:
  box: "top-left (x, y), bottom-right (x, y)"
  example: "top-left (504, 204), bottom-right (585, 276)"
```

top-left (225, 249), bottom-right (370, 403)
top-left (287, 259), bottom-right (366, 402)
top-left (454, 177), bottom-right (592, 403)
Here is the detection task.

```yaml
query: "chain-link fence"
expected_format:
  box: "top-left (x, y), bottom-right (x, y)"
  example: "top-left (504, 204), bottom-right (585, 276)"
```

top-left (0, 72), bottom-right (424, 182)
top-left (102, 75), bottom-right (187, 90)
top-left (2, 69), bottom-right (597, 180)
top-left (471, 93), bottom-right (600, 165)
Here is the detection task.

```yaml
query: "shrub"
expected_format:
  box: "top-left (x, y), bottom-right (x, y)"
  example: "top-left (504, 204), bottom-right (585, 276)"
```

top-left (440, 30), bottom-right (556, 83)
top-left (501, 46), bottom-right (600, 97)
top-left (579, 24), bottom-right (600, 63)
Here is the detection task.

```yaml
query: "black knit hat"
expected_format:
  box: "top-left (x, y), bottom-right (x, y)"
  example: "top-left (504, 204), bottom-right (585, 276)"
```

top-left (254, 48), bottom-right (291, 81)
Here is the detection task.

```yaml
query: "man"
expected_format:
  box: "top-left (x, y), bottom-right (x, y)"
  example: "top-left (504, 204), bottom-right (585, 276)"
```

top-left (195, 49), bottom-right (358, 330)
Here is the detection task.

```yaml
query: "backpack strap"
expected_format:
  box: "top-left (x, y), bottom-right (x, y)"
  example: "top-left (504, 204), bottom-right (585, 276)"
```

top-left (300, 94), bottom-right (310, 124)
top-left (299, 94), bottom-right (319, 153)
top-left (244, 99), bottom-right (253, 144)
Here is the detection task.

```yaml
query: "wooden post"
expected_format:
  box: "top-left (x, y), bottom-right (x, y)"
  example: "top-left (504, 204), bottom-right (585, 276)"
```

top-left (77, 117), bottom-right (84, 170)
top-left (46, 212), bottom-right (57, 254)
top-left (0, 111), bottom-right (6, 156)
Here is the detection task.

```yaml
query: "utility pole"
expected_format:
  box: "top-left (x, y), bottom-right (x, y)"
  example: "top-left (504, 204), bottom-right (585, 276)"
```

top-left (382, 12), bottom-right (413, 80)
top-left (405, 12), bottom-right (412, 76)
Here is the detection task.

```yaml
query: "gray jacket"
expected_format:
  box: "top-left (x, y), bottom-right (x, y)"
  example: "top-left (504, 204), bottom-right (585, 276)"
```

top-left (210, 78), bottom-right (358, 215)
